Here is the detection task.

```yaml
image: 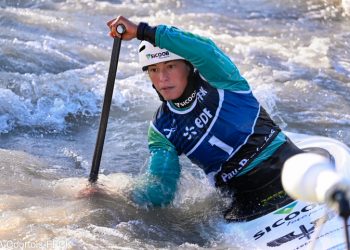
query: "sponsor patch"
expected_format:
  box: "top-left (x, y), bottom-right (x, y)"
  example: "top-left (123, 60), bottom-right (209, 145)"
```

top-left (146, 51), bottom-right (170, 60)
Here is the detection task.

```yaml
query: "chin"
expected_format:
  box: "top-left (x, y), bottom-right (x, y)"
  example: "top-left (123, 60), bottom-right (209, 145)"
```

top-left (161, 93), bottom-right (179, 101)
top-left (163, 96), bottom-right (172, 101)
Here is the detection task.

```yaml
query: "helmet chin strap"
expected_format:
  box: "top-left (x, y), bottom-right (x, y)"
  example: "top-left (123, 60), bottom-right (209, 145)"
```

top-left (152, 84), bottom-right (166, 102)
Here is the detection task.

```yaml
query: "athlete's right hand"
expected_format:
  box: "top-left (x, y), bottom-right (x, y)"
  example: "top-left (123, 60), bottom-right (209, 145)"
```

top-left (107, 16), bottom-right (138, 40)
top-left (77, 184), bottom-right (101, 198)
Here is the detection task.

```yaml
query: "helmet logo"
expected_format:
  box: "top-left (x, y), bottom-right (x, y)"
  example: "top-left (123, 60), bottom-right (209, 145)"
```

top-left (146, 51), bottom-right (170, 60)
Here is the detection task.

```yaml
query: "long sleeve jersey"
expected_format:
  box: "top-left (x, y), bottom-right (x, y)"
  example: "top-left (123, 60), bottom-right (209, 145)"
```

top-left (132, 25), bottom-right (286, 207)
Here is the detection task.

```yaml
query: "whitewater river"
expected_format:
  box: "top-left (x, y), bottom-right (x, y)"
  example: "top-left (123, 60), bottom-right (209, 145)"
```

top-left (0, 0), bottom-right (349, 249)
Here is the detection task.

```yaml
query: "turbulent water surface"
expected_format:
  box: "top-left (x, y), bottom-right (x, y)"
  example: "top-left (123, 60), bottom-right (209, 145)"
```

top-left (0, 0), bottom-right (350, 249)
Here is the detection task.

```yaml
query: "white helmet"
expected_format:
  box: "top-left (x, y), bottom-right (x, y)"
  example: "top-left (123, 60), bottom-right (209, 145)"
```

top-left (138, 41), bottom-right (184, 71)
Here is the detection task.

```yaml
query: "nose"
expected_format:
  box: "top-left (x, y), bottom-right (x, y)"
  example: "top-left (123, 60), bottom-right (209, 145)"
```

top-left (158, 68), bottom-right (170, 82)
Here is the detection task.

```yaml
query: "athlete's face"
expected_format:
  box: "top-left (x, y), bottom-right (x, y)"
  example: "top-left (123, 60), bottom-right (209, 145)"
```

top-left (147, 60), bottom-right (190, 101)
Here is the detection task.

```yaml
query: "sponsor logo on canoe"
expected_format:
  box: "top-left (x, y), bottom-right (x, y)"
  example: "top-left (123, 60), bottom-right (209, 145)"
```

top-left (253, 203), bottom-right (317, 241)
top-left (266, 212), bottom-right (337, 247)
top-left (274, 201), bottom-right (298, 215)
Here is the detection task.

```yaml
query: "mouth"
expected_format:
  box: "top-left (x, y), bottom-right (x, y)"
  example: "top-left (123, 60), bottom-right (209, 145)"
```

top-left (160, 86), bottom-right (175, 92)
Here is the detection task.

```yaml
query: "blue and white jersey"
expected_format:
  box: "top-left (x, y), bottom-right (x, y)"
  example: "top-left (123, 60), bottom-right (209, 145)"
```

top-left (151, 74), bottom-right (281, 183)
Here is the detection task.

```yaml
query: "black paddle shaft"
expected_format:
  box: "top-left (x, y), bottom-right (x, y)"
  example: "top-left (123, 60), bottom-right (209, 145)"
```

top-left (89, 25), bottom-right (125, 183)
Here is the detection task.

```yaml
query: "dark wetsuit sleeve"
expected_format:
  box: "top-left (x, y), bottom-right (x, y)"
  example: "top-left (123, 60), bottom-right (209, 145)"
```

top-left (136, 22), bottom-right (156, 45)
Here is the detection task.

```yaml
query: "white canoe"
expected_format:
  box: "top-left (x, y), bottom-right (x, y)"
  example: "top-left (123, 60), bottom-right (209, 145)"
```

top-left (227, 132), bottom-right (350, 249)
